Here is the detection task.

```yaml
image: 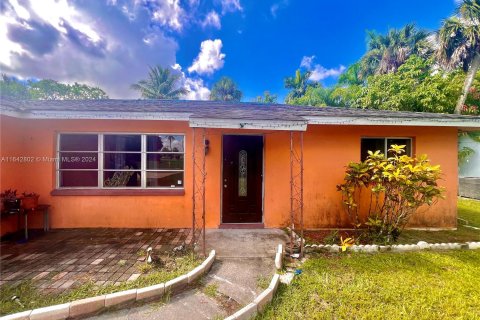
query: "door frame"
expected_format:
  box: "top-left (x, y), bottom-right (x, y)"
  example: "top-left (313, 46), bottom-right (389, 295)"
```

top-left (220, 133), bottom-right (265, 224)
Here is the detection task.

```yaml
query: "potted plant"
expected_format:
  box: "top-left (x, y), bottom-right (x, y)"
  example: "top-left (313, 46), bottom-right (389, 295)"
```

top-left (22, 192), bottom-right (39, 210)
top-left (1, 189), bottom-right (21, 214)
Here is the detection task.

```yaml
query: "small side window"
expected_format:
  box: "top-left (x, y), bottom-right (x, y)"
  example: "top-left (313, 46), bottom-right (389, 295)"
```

top-left (361, 137), bottom-right (412, 161)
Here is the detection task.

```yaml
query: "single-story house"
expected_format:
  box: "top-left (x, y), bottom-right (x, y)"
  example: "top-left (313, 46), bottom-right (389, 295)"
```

top-left (1, 99), bottom-right (479, 236)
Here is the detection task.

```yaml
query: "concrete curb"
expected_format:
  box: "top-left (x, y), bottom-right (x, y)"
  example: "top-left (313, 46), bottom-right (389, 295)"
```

top-left (224, 247), bottom-right (282, 320)
top-left (1, 250), bottom-right (216, 320)
top-left (274, 244), bottom-right (283, 270)
top-left (304, 242), bottom-right (480, 253)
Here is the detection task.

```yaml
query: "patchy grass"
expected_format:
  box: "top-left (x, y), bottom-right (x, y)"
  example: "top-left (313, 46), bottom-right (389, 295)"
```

top-left (0, 252), bottom-right (200, 316)
top-left (256, 275), bottom-right (270, 290)
top-left (256, 250), bottom-right (480, 320)
top-left (203, 283), bottom-right (218, 298)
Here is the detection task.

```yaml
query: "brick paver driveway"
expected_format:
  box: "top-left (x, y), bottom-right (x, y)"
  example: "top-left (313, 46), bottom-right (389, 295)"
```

top-left (0, 228), bottom-right (193, 294)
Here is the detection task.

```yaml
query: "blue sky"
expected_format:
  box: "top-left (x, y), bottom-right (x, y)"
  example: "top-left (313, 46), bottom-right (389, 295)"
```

top-left (0, 0), bottom-right (457, 101)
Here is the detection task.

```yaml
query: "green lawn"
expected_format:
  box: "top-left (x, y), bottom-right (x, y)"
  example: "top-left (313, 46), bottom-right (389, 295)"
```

top-left (257, 250), bottom-right (480, 320)
top-left (458, 197), bottom-right (480, 227)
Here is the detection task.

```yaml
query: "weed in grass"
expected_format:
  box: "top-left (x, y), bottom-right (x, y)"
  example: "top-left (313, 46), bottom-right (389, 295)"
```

top-left (137, 263), bottom-right (153, 274)
top-left (203, 283), bottom-right (218, 298)
top-left (256, 276), bottom-right (269, 290)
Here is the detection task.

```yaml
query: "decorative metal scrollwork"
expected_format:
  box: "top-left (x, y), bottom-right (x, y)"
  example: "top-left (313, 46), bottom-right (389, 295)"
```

top-left (238, 150), bottom-right (247, 197)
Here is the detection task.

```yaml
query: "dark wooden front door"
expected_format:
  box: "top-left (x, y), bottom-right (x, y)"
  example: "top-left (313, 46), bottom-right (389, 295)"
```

top-left (222, 135), bottom-right (263, 223)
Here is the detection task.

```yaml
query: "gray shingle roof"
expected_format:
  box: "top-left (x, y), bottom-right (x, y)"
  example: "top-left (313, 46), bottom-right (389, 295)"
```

top-left (1, 99), bottom-right (479, 128)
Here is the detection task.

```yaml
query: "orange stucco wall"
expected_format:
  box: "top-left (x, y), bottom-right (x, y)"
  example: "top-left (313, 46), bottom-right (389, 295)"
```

top-left (0, 114), bottom-right (458, 235)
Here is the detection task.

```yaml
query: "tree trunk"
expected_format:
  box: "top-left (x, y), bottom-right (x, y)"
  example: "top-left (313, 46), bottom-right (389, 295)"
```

top-left (455, 52), bottom-right (480, 114)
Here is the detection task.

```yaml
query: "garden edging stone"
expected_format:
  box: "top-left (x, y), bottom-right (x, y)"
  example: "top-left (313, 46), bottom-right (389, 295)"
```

top-left (304, 241), bottom-right (480, 253)
top-left (0, 250), bottom-right (216, 320)
top-left (224, 246), bottom-right (282, 320)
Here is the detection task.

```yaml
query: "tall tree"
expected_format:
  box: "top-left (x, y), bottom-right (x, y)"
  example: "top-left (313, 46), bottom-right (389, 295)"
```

top-left (131, 65), bottom-right (188, 99)
top-left (437, 0), bottom-right (480, 114)
top-left (0, 74), bottom-right (108, 100)
top-left (255, 91), bottom-right (278, 104)
top-left (359, 24), bottom-right (431, 79)
top-left (29, 80), bottom-right (108, 100)
top-left (209, 76), bottom-right (242, 101)
top-left (0, 74), bottom-right (30, 99)
top-left (284, 69), bottom-right (312, 103)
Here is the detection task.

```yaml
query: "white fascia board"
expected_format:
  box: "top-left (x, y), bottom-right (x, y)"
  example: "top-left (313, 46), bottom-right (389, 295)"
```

top-left (0, 109), bottom-right (192, 121)
top-left (189, 118), bottom-right (307, 131)
top-left (305, 116), bottom-right (480, 128)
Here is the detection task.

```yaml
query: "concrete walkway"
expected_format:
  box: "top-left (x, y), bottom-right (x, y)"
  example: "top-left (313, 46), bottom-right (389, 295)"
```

top-left (88, 229), bottom-right (288, 320)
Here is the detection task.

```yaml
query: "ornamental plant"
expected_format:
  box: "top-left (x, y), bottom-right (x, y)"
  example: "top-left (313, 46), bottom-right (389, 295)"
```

top-left (337, 145), bottom-right (444, 243)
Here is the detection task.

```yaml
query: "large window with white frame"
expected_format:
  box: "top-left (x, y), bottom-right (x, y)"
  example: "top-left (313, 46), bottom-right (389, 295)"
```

top-left (57, 133), bottom-right (185, 189)
top-left (360, 137), bottom-right (412, 161)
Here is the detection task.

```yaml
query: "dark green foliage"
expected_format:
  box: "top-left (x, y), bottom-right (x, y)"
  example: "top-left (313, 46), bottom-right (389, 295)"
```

top-left (0, 74), bottom-right (108, 100)
top-left (255, 91), bottom-right (278, 104)
top-left (209, 76), bottom-right (242, 101)
top-left (131, 65), bottom-right (188, 99)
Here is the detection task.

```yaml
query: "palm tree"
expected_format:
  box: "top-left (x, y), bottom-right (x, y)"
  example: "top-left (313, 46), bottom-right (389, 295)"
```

top-left (284, 69), bottom-right (312, 103)
top-left (131, 65), bottom-right (188, 99)
top-left (359, 24), bottom-right (431, 79)
top-left (209, 77), bottom-right (242, 101)
top-left (437, 0), bottom-right (480, 114)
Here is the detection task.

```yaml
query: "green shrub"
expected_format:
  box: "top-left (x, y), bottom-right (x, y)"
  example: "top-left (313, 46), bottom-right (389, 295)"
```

top-left (337, 145), bottom-right (444, 244)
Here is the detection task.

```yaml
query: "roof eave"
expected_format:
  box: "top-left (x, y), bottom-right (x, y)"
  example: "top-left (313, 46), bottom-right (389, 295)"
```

top-left (305, 116), bottom-right (480, 128)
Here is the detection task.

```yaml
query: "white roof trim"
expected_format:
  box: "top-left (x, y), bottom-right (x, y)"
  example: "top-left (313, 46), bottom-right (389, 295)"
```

top-left (1, 107), bottom-right (479, 128)
top-left (305, 116), bottom-right (480, 127)
top-left (0, 109), bottom-right (191, 121)
top-left (189, 118), bottom-right (307, 131)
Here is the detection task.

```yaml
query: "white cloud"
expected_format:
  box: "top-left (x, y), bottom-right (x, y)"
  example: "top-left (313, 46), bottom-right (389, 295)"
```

top-left (172, 63), bottom-right (210, 100)
top-left (309, 64), bottom-right (346, 81)
top-left (183, 77), bottom-right (210, 100)
top-left (300, 55), bottom-right (345, 81)
top-left (1, 0), bottom-right (178, 98)
top-left (300, 55), bottom-right (315, 69)
top-left (188, 39), bottom-right (225, 75)
top-left (220, 0), bottom-right (243, 14)
top-left (201, 11), bottom-right (221, 29)
top-left (270, 0), bottom-right (289, 18)
top-left (151, 0), bottom-right (185, 31)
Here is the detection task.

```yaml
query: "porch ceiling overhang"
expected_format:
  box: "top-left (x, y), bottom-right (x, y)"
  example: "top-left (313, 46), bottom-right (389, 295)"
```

top-left (189, 117), bottom-right (307, 131)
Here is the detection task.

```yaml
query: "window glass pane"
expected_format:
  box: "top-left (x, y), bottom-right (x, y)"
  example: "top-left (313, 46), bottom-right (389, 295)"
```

top-left (104, 171), bottom-right (141, 187)
top-left (104, 135), bottom-right (141, 152)
top-left (147, 135), bottom-right (184, 152)
top-left (361, 138), bottom-right (385, 161)
top-left (59, 152), bottom-right (98, 169)
top-left (60, 134), bottom-right (97, 151)
top-left (146, 172), bottom-right (183, 188)
top-left (387, 139), bottom-right (412, 157)
top-left (104, 153), bottom-right (141, 170)
top-left (60, 171), bottom-right (98, 187)
top-left (147, 154), bottom-right (184, 170)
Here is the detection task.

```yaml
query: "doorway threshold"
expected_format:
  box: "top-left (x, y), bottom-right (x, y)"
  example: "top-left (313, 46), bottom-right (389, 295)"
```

top-left (219, 223), bottom-right (264, 229)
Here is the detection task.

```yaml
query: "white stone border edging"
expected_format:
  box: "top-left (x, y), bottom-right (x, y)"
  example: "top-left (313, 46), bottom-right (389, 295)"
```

top-left (304, 241), bottom-right (480, 253)
top-left (225, 273), bottom-right (280, 320)
top-left (275, 244), bottom-right (283, 270)
top-left (224, 244), bottom-right (284, 320)
top-left (1, 250), bottom-right (216, 320)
